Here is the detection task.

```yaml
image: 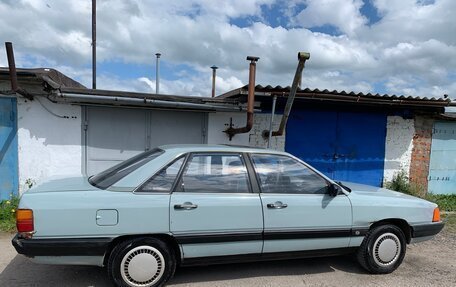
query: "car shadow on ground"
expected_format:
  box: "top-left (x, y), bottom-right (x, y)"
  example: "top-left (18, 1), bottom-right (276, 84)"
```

top-left (0, 254), bottom-right (366, 286)
top-left (0, 256), bottom-right (110, 286)
top-left (170, 255), bottom-right (366, 285)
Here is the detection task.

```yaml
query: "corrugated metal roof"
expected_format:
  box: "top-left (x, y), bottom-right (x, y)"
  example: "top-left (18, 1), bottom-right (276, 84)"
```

top-left (219, 85), bottom-right (451, 106)
top-left (0, 67), bottom-right (86, 90)
top-left (220, 85), bottom-right (451, 102)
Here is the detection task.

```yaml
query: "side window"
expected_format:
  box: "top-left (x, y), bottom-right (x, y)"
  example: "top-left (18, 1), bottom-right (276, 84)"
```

top-left (251, 154), bottom-right (328, 194)
top-left (179, 154), bottom-right (250, 193)
top-left (138, 157), bottom-right (185, 192)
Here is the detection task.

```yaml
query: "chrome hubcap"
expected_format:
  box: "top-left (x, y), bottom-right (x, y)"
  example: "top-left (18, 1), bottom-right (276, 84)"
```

top-left (120, 246), bottom-right (165, 287)
top-left (373, 232), bottom-right (401, 267)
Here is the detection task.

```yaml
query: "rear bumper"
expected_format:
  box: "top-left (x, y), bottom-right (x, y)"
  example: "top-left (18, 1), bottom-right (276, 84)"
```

top-left (411, 222), bottom-right (445, 238)
top-left (12, 234), bottom-right (112, 257)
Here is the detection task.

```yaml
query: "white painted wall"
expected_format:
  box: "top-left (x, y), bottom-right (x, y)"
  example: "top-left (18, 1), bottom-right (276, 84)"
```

top-left (383, 116), bottom-right (415, 182)
top-left (249, 113), bottom-right (285, 151)
top-left (207, 112), bottom-right (250, 145)
top-left (11, 92), bottom-right (415, 193)
top-left (207, 112), bottom-right (285, 151)
top-left (17, 97), bottom-right (82, 192)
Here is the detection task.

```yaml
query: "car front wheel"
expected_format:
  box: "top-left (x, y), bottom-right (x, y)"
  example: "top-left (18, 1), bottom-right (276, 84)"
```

top-left (356, 224), bottom-right (406, 274)
top-left (108, 237), bottom-right (176, 287)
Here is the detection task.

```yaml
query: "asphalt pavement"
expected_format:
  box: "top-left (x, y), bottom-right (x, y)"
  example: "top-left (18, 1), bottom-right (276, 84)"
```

top-left (1, 230), bottom-right (454, 287)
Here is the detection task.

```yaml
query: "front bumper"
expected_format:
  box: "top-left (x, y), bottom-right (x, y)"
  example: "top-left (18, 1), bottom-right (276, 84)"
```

top-left (12, 234), bottom-right (112, 257)
top-left (411, 221), bottom-right (445, 238)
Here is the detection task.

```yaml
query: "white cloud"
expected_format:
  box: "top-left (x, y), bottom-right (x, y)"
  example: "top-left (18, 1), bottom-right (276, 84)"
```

top-left (293, 0), bottom-right (367, 36)
top-left (367, 0), bottom-right (456, 45)
top-left (137, 74), bottom-right (244, 96)
top-left (0, 0), bottom-right (455, 99)
top-left (216, 75), bottom-right (244, 92)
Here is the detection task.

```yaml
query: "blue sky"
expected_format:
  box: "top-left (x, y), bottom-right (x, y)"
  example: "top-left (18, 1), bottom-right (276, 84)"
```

top-left (0, 0), bottom-right (455, 98)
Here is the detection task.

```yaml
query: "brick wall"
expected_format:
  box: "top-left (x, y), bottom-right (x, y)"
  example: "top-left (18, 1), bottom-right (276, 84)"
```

top-left (409, 115), bottom-right (434, 192)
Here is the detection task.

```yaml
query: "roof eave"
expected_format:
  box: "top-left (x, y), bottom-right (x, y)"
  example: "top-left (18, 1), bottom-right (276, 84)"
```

top-left (219, 86), bottom-right (451, 108)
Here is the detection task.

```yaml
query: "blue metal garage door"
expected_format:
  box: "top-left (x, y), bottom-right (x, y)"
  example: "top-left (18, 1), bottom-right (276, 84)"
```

top-left (428, 122), bottom-right (456, 194)
top-left (0, 97), bottom-right (18, 200)
top-left (286, 109), bottom-right (387, 187)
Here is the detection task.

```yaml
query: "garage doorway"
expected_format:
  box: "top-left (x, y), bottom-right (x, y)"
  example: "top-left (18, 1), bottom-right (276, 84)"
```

top-left (84, 106), bottom-right (207, 175)
top-left (428, 122), bottom-right (456, 194)
top-left (286, 109), bottom-right (387, 187)
top-left (0, 97), bottom-right (18, 200)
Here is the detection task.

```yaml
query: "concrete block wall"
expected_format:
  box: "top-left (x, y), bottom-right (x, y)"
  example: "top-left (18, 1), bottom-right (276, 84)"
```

top-left (207, 112), bottom-right (250, 145)
top-left (408, 115), bottom-right (434, 191)
top-left (207, 112), bottom-right (285, 151)
top-left (383, 116), bottom-right (415, 182)
top-left (249, 113), bottom-right (285, 151)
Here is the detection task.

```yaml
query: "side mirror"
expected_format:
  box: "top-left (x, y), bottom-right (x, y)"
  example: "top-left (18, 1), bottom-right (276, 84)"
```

top-left (328, 183), bottom-right (341, 197)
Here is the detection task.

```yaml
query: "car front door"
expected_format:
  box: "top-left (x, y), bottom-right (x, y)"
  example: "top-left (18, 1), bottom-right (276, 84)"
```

top-left (250, 153), bottom-right (352, 254)
top-left (170, 153), bottom-right (263, 259)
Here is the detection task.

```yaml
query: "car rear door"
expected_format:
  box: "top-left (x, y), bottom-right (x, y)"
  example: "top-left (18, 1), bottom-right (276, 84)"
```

top-left (170, 152), bottom-right (263, 259)
top-left (250, 153), bottom-right (352, 254)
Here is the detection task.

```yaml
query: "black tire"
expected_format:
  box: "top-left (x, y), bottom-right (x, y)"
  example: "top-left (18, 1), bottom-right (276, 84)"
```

top-left (108, 237), bottom-right (176, 287)
top-left (356, 224), bottom-right (406, 274)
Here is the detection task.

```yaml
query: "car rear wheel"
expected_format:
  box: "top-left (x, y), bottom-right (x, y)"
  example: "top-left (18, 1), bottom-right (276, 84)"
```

top-left (356, 224), bottom-right (406, 274)
top-left (108, 237), bottom-right (176, 287)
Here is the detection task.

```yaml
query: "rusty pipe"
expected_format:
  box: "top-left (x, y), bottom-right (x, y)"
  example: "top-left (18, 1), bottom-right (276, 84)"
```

top-left (269, 52), bottom-right (310, 137)
top-left (224, 56), bottom-right (259, 140)
top-left (5, 42), bottom-right (18, 91)
top-left (5, 42), bottom-right (33, 100)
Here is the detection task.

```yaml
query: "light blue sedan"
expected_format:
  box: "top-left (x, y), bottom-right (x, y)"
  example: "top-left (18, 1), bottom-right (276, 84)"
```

top-left (12, 145), bottom-right (444, 287)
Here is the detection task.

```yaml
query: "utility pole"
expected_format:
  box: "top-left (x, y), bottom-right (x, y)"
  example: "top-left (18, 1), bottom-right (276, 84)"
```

top-left (92, 0), bottom-right (96, 89)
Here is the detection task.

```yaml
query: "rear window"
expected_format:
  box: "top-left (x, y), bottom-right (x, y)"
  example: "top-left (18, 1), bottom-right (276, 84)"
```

top-left (89, 148), bottom-right (164, 189)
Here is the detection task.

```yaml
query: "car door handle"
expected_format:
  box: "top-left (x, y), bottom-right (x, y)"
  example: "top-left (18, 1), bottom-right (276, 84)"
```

top-left (267, 201), bottom-right (288, 209)
top-left (174, 202), bottom-right (198, 210)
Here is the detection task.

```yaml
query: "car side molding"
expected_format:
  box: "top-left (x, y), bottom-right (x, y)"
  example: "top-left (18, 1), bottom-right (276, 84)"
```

top-left (181, 247), bottom-right (358, 266)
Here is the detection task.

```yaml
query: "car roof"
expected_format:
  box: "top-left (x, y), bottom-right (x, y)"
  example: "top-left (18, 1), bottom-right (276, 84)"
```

top-left (158, 144), bottom-right (289, 155)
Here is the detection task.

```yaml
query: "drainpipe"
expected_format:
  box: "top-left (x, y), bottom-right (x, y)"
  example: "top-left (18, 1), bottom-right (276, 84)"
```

top-left (50, 92), bottom-right (244, 112)
top-left (267, 95), bottom-right (277, 148)
top-left (224, 56), bottom-right (259, 140)
top-left (4, 42), bottom-right (33, 100)
top-left (267, 52), bottom-right (310, 137)
top-left (155, 53), bottom-right (161, 94)
top-left (211, 65), bottom-right (218, 98)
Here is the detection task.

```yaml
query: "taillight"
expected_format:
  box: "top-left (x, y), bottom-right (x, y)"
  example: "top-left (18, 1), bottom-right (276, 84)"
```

top-left (16, 209), bottom-right (34, 233)
top-left (432, 207), bottom-right (441, 222)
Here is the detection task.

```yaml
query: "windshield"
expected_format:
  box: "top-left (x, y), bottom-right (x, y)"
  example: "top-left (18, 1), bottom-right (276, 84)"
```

top-left (89, 148), bottom-right (164, 189)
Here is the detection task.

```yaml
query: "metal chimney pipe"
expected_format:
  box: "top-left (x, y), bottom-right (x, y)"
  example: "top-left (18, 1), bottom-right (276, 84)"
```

top-left (211, 65), bottom-right (218, 98)
top-left (5, 42), bottom-right (18, 92)
top-left (155, 53), bottom-right (161, 94)
top-left (92, 0), bottom-right (96, 89)
top-left (270, 52), bottom-right (310, 137)
top-left (224, 56), bottom-right (259, 140)
top-left (4, 42), bottom-right (33, 100)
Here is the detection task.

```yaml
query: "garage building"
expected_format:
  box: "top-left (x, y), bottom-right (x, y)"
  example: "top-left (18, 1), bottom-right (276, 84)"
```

top-left (0, 68), bottom-right (250, 199)
top-left (1, 68), bottom-right (455, 199)
top-left (221, 85), bottom-right (455, 194)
